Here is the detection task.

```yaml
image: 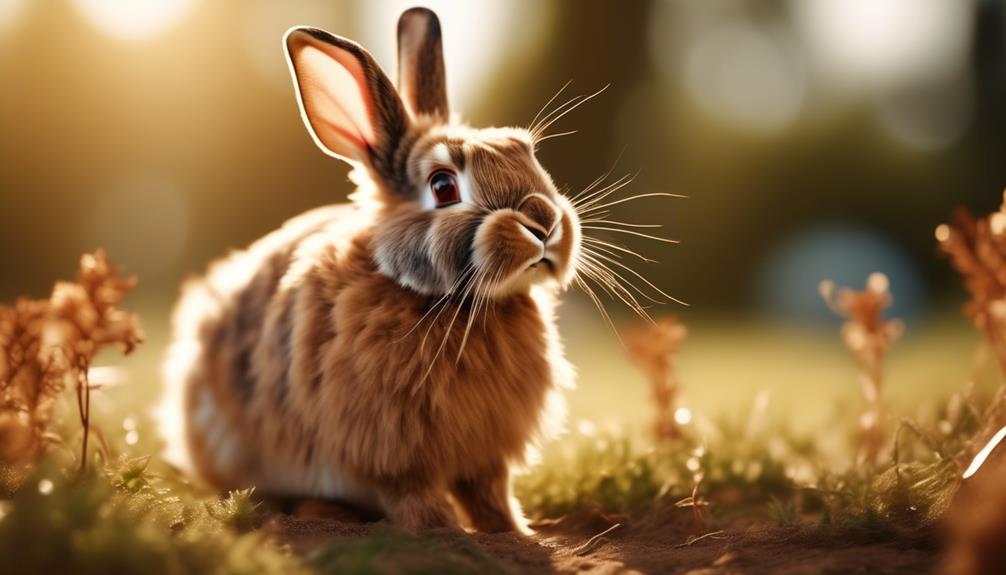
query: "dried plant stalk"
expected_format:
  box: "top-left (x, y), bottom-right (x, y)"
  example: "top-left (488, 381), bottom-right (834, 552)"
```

top-left (0, 250), bottom-right (142, 482)
top-left (625, 316), bottom-right (688, 441)
top-left (820, 273), bottom-right (903, 465)
top-left (937, 190), bottom-right (1006, 381)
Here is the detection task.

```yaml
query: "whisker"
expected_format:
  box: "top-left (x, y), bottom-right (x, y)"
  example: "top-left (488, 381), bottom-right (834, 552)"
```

top-left (584, 248), bottom-right (689, 307)
top-left (580, 259), bottom-right (654, 319)
top-left (587, 236), bottom-right (655, 263)
top-left (579, 265), bottom-right (621, 301)
top-left (419, 267), bottom-right (477, 354)
top-left (534, 130), bottom-right (578, 146)
top-left (581, 225), bottom-right (680, 244)
top-left (528, 80), bottom-right (572, 134)
top-left (398, 264), bottom-right (475, 342)
top-left (570, 146), bottom-right (627, 203)
top-left (579, 261), bottom-right (655, 321)
top-left (456, 267), bottom-right (493, 363)
top-left (580, 192), bottom-right (686, 214)
top-left (483, 267), bottom-right (506, 330)
top-left (574, 276), bottom-right (623, 346)
top-left (581, 219), bottom-right (662, 229)
top-left (533, 84), bottom-right (609, 140)
top-left (422, 266), bottom-right (485, 382)
top-left (532, 93), bottom-right (586, 138)
top-left (573, 172), bottom-right (636, 210)
top-left (581, 251), bottom-right (663, 307)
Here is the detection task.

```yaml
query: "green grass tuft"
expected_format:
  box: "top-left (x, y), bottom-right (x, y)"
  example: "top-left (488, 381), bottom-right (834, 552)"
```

top-left (0, 461), bottom-right (307, 575)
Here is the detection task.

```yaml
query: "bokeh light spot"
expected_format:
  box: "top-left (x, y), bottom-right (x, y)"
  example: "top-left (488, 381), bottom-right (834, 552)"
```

top-left (674, 407), bottom-right (692, 425)
top-left (72, 0), bottom-right (196, 41)
top-left (682, 20), bottom-right (805, 134)
top-left (37, 478), bottom-right (53, 495)
top-left (873, 77), bottom-right (973, 152)
top-left (792, 0), bottom-right (972, 90)
top-left (576, 419), bottom-right (597, 437)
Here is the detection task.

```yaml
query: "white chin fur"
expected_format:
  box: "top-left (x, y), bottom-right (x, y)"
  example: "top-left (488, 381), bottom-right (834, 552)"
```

top-left (490, 263), bottom-right (562, 298)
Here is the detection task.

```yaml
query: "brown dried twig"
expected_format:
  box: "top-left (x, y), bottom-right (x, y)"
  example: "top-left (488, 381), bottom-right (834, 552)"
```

top-left (624, 316), bottom-right (688, 441)
top-left (571, 523), bottom-right (622, 556)
top-left (937, 191), bottom-right (1006, 381)
top-left (820, 273), bottom-right (903, 466)
top-left (0, 250), bottom-right (142, 482)
top-left (674, 472), bottom-right (710, 536)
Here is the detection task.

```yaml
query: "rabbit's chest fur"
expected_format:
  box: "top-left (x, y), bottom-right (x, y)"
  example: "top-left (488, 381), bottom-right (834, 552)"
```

top-left (165, 205), bottom-right (571, 502)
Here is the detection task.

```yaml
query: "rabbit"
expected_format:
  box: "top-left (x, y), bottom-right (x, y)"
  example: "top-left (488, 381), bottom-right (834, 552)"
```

top-left (159, 7), bottom-right (583, 533)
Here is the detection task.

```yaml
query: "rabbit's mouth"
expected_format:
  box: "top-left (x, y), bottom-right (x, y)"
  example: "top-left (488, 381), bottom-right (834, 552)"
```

top-left (529, 258), bottom-right (556, 273)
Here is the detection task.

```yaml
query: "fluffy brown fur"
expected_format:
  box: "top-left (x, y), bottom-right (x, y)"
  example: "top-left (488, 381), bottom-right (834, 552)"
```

top-left (160, 8), bottom-right (579, 532)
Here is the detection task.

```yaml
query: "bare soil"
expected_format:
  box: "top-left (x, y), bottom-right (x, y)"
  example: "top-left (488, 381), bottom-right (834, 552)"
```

top-left (264, 508), bottom-right (941, 574)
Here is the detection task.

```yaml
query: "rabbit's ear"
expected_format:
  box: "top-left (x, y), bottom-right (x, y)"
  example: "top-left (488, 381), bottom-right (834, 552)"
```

top-left (397, 8), bottom-right (449, 121)
top-left (285, 27), bottom-right (408, 169)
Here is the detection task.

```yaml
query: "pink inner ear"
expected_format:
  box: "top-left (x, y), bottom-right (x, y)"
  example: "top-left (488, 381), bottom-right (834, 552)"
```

top-left (293, 40), bottom-right (378, 159)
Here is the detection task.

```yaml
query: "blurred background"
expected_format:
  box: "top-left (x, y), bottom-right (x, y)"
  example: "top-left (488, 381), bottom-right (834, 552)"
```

top-left (1, 0), bottom-right (1005, 437)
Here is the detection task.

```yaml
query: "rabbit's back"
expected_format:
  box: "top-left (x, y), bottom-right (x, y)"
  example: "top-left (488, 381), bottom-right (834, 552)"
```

top-left (160, 203), bottom-right (378, 502)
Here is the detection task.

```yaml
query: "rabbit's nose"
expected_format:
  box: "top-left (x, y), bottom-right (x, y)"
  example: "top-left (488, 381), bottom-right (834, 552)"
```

top-left (520, 221), bottom-right (549, 243)
top-left (518, 194), bottom-right (560, 240)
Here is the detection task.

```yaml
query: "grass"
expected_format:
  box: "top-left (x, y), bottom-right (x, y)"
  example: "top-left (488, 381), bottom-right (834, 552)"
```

top-left (517, 365), bottom-right (997, 547)
top-left (0, 377), bottom-right (994, 574)
top-left (0, 459), bottom-right (306, 575)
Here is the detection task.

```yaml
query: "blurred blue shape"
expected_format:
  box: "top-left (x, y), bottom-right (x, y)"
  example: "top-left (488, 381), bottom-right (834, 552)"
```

top-left (755, 226), bottom-right (925, 325)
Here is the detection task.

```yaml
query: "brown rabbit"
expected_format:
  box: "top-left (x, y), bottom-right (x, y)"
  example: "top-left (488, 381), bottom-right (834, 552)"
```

top-left (159, 8), bottom-right (584, 533)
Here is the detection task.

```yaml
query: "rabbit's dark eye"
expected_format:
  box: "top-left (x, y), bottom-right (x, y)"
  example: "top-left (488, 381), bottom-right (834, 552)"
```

top-left (430, 171), bottom-right (460, 207)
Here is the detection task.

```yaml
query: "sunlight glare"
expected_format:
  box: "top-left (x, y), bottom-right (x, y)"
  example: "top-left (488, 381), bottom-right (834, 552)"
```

top-left (72, 0), bottom-right (196, 41)
top-left (0, 0), bottom-right (25, 30)
top-left (88, 366), bottom-right (125, 387)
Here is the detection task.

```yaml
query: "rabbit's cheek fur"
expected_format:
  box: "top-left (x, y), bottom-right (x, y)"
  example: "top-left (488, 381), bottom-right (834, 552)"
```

top-left (426, 208), bottom-right (482, 287)
top-left (373, 208), bottom-right (442, 294)
top-left (372, 203), bottom-right (482, 295)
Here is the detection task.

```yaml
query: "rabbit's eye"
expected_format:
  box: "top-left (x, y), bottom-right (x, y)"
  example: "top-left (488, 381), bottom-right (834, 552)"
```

top-left (430, 171), bottom-right (460, 207)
